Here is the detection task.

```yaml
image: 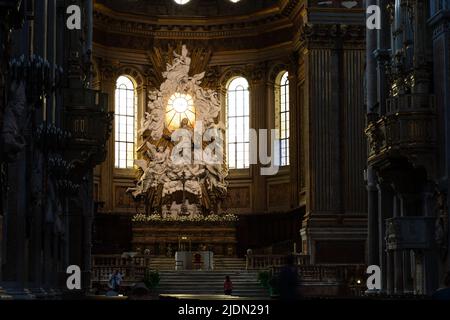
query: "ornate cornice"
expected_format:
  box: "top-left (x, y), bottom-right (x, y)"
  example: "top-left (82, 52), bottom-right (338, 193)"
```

top-left (268, 62), bottom-right (290, 84)
top-left (93, 2), bottom-right (299, 42)
top-left (96, 0), bottom-right (280, 19)
top-left (93, 57), bottom-right (146, 89)
top-left (202, 65), bottom-right (221, 90)
top-left (248, 62), bottom-right (267, 84)
top-left (298, 23), bottom-right (365, 50)
top-left (219, 67), bottom-right (249, 88)
top-left (94, 57), bottom-right (119, 82)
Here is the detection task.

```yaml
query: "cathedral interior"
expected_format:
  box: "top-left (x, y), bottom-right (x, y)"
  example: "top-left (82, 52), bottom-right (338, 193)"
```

top-left (0, 0), bottom-right (450, 301)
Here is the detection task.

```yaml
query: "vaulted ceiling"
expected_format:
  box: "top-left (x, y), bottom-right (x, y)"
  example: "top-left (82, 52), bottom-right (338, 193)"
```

top-left (95, 0), bottom-right (281, 18)
top-left (93, 0), bottom-right (303, 53)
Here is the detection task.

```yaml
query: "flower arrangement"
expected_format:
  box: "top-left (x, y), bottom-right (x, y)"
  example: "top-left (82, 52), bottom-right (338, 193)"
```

top-left (132, 213), bottom-right (238, 223)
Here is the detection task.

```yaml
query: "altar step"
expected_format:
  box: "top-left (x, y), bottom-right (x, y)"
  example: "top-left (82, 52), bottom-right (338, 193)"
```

top-left (149, 257), bottom-right (176, 271)
top-left (156, 271), bottom-right (268, 298)
top-left (149, 256), bottom-right (247, 271)
top-left (214, 257), bottom-right (247, 271)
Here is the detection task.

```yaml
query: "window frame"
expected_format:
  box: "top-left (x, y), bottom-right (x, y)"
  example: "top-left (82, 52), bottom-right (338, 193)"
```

top-left (114, 75), bottom-right (137, 170)
top-left (276, 71), bottom-right (290, 167)
top-left (226, 76), bottom-right (250, 170)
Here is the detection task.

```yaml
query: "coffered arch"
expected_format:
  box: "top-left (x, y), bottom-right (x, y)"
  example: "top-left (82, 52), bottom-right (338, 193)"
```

top-left (268, 62), bottom-right (289, 85)
top-left (219, 67), bottom-right (251, 89)
top-left (116, 66), bottom-right (145, 88)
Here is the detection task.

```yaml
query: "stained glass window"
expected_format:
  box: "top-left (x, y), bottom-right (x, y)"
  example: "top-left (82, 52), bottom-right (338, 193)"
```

top-left (115, 76), bottom-right (136, 169)
top-left (226, 77), bottom-right (250, 169)
top-left (166, 93), bottom-right (195, 131)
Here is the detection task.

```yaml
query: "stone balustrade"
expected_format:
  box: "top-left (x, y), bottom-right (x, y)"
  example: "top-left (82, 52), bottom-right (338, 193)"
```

top-left (245, 254), bottom-right (310, 270)
top-left (91, 254), bottom-right (151, 285)
top-left (270, 264), bottom-right (365, 286)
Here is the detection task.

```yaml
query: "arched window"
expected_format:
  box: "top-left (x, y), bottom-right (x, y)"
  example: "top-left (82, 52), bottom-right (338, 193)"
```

top-left (226, 77), bottom-right (250, 169)
top-left (276, 71), bottom-right (289, 166)
top-left (115, 76), bottom-right (136, 169)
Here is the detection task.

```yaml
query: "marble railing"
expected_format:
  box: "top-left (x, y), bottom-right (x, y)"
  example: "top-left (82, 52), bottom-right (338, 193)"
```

top-left (271, 264), bottom-right (366, 283)
top-left (91, 254), bottom-right (151, 284)
top-left (245, 254), bottom-right (310, 270)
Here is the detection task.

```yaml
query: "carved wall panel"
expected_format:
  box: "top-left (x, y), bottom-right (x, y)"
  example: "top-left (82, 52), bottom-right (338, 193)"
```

top-left (114, 185), bottom-right (135, 209)
top-left (315, 240), bottom-right (366, 264)
top-left (268, 183), bottom-right (290, 208)
top-left (223, 187), bottom-right (251, 209)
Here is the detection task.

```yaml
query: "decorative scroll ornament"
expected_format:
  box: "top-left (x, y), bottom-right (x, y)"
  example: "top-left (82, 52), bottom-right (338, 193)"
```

top-left (129, 45), bottom-right (229, 219)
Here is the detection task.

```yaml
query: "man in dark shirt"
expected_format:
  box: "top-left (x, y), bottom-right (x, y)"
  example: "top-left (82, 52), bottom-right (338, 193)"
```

top-left (432, 272), bottom-right (450, 300)
top-left (278, 254), bottom-right (299, 300)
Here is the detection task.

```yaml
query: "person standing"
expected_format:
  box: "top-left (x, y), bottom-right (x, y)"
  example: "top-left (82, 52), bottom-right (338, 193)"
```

top-left (278, 254), bottom-right (299, 300)
top-left (109, 270), bottom-right (123, 293)
top-left (224, 276), bottom-right (233, 296)
top-left (432, 272), bottom-right (450, 300)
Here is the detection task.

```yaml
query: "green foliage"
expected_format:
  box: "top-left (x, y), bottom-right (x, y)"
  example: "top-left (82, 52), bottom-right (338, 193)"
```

top-left (269, 275), bottom-right (280, 296)
top-left (144, 270), bottom-right (160, 289)
top-left (258, 271), bottom-right (271, 289)
top-left (258, 271), bottom-right (280, 296)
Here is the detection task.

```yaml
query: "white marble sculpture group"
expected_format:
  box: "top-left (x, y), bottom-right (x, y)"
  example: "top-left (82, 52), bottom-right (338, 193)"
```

top-left (128, 45), bottom-right (229, 219)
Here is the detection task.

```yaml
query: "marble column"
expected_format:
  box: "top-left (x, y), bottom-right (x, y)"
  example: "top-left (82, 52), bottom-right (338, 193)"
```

top-left (82, 172), bottom-right (94, 293)
top-left (412, 0), bottom-right (432, 95)
top-left (429, 0), bottom-right (450, 276)
top-left (250, 64), bottom-right (267, 212)
top-left (4, 159), bottom-right (27, 289)
top-left (386, 248), bottom-right (394, 294)
top-left (378, 181), bottom-right (394, 292)
top-left (393, 196), bottom-right (404, 294)
top-left (367, 167), bottom-right (379, 266)
top-left (366, 0), bottom-right (379, 115)
top-left (366, 0), bottom-right (379, 270)
top-left (402, 250), bottom-right (414, 294)
top-left (99, 72), bottom-right (116, 212)
top-left (29, 0), bottom-right (47, 291)
top-left (288, 65), bottom-right (299, 207)
top-left (375, 0), bottom-right (391, 115)
top-left (0, 214), bottom-right (3, 281)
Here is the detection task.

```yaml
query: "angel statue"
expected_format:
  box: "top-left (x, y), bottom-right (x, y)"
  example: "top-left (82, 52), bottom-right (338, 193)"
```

top-left (162, 45), bottom-right (191, 87)
top-left (127, 144), bottom-right (170, 199)
top-left (140, 91), bottom-right (165, 141)
top-left (147, 143), bottom-right (171, 174)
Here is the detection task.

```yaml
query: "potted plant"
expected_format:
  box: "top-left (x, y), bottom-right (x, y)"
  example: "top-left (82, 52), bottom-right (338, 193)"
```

top-left (268, 274), bottom-right (280, 298)
top-left (258, 271), bottom-right (271, 289)
top-left (258, 271), bottom-right (279, 297)
top-left (144, 270), bottom-right (160, 290)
